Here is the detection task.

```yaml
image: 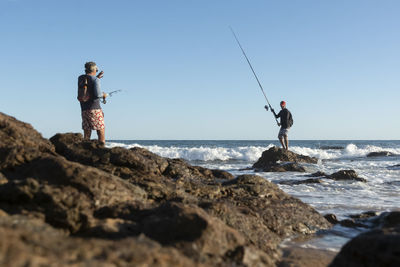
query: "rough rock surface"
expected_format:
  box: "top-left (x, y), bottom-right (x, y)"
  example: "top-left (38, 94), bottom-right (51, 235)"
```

top-left (252, 147), bottom-right (318, 172)
top-left (327, 170), bottom-right (367, 182)
top-left (0, 112), bottom-right (333, 266)
top-left (367, 151), bottom-right (395, 157)
top-left (330, 211), bottom-right (400, 267)
top-left (308, 170), bottom-right (367, 183)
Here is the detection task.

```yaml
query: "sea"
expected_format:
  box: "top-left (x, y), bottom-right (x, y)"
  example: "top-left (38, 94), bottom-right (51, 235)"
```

top-left (107, 140), bottom-right (400, 252)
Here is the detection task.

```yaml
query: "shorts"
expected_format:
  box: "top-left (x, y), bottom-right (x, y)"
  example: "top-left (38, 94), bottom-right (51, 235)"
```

top-left (278, 127), bottom-right (289, 139)
top-left (81, 109), bottom-right (105, 130)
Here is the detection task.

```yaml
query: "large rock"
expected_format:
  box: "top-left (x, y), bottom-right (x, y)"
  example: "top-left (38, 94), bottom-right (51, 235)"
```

top-left (307, 170), bottom-right (367, 183)
top-left (252, 147), bottom-right (318, 172)
top-left (0, 113), bottom-right (334, 266)
top-left (0, 212), bottom-right (200, 267)
top-left (0, 112), bottom-right (55, 170)
top-left (328, 170), bottom-right (367, 182)
top-left (330, 211), bottom-right (400, 267)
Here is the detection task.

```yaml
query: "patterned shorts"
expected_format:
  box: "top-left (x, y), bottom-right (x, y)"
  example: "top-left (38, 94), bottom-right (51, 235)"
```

top-left (278, 127), bottom-right (289, 138)
top-left (81, 109), bottom-right (105, 130)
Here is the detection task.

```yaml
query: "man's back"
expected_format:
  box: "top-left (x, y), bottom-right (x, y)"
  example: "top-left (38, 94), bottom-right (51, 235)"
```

top-left (277, 108), bottom-right (292, 128)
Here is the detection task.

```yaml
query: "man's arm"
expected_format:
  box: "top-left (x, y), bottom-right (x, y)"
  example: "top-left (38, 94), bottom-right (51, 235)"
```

top-left (272, 109), bottom-right (280, 119)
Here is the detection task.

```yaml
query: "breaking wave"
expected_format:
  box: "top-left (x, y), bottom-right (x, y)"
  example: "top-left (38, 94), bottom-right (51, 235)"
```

top-left (107, 142), bottom-right (400, 163)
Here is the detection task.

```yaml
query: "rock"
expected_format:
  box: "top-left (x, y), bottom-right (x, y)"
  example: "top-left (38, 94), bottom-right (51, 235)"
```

top-left (0, 213), bottom-right (200, 267)
top-left (0, 112), bottom-right (55, 171)
top-left (331, 211), bottom-right (400, 266)
top-left (367, 151), bottom-right (395, 157)
top-left (0, 113), bottom-right (335, 266)
top-left (279, 178), bottom-right (323, 185)
top-left (252, 147), bottom-right (317, 172)
top-left (0, 155), bottom-right (148, 233)
top-left (327, 170), bottom-right (367, 182)
top-left (324, 214), bottom-right (339, 224)
top-left (279, 246), bottom-right (337, 267)
top-left (308, 171), bottom-right (328, 177)
top-left (349, 211), bottom-right (378, 220)
top-left (0, 172), bottom-right (7, 185)
top-left (330, 225), bottom-right (400, 266)
top-left (339, 219), bottom-right (367, 228)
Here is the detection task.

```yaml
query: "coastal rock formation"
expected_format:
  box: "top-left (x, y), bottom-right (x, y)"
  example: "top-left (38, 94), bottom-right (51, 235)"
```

top-left (328, 170), bottom-right (367, 182)
top-left (308, 170), bottom-right (367, 183)
top-left (252, 147), bottom-right (318, 172)
top-left (366, 151), bottom-right (395, 157)
top-left (0, 112), bottom-right (332, 266)
top-left (330, 211), bottom-right (400, 267)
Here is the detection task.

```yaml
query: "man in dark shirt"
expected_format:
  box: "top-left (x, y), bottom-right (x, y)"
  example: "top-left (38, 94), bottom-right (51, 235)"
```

top-left (268, 101), bottom-right (293, 151)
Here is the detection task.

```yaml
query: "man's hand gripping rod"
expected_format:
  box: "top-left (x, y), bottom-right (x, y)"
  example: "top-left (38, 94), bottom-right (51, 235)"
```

top-left (102, 90), bottom-right (122, 104)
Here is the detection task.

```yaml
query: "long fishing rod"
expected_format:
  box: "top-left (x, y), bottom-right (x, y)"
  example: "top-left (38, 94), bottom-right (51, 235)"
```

top-left (102, 89), bottom-right (122, 104)
top-left (230, 27), bottom-right (279, 126)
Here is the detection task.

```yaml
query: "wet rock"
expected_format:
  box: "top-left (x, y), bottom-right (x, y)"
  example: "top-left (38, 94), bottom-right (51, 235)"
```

top-left (367, 151), bottom-right (395, 157)
top-left (279, 246), bottom-right (337, 267)
top-left (252, 147), bottom-right (317, 172)
top-left (327, 170), bottom-right (367, 182)
top-left (349, 211), bottom-right (378, 220)
top-left (330, 225), bottom-right (400, 266)
top-left (331, 211), bottom-right (400, 266)
top-left (279, 178), bottom-right (323, 185)
top-left (339, 219), bottom-right (367, 228)
top-left (324, 214), bottom-right (340, 224)
top-left (308, 171), bottom-right (328, 177)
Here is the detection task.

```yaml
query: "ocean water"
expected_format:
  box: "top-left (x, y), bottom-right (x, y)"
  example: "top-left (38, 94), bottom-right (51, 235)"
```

top-left (106, 140), bottom-right (400, 251)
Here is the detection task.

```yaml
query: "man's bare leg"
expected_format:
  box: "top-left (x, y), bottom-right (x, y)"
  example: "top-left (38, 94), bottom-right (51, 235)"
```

top-left (97, 129), bottom-right (105, 145)
top-left (84, 129), bottom-right (91, 140)
top-left (279, 137), bottom-right (286, 150)
top-left (284, 136), bottom-right (289, 151)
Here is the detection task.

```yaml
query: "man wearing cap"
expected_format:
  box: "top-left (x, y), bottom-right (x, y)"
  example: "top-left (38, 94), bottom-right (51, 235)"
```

top-left (78, 61), bottom-right (107, 144)
top-left (268, 101), bottom-right (293, 151)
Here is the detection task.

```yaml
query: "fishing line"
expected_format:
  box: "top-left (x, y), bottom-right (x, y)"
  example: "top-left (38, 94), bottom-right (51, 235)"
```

top-left (230, 27), bottom-right (279, 125)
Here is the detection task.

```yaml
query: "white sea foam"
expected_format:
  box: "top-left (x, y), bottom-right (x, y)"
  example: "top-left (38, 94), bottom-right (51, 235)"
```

top-left (107, 142), bottom-right (400, 162)
top-left (107, 142), bottom-right (272, 162)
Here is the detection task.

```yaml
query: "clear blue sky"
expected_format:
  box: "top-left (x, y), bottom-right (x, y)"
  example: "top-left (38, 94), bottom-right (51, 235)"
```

top-left (1, 0), bottom-right (399, 140)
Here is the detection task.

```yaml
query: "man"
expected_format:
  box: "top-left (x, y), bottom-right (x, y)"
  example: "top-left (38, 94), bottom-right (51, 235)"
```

top-left (78, 62), bottom-right (107, 144)
top-left (266, 101), bottom-right (293, 151)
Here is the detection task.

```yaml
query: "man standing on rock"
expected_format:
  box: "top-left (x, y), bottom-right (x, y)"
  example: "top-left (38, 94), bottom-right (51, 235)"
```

top-left (78, 62), bottom-right (107, 145)
top-left (266, 101), bottom-right (293, 151)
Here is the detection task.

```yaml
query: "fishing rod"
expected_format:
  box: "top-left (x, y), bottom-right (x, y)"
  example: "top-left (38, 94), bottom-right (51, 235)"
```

top-left (102, 90), bottom-right (122, 104)
top-left (230, 27), bottom-right (279, 126)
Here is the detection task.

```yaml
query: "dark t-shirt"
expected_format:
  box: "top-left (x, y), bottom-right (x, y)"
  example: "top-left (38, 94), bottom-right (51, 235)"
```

top-left (277, 108), bottom-right (292, 129)
top-left (78, 74), bottom-right (102, 111)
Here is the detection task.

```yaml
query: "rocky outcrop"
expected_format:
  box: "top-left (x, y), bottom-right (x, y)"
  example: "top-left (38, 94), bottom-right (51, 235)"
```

top-left (367, 151), bottom-right (396, 157)
top-left (308, 170), bottom-right (367, 183)
top-left (0, 112), bottom-right (333, 266)
top-left (252, 147), bottom-right (318, 172)
top-left (328, 170), bottom-right (367, 182)
top-left (330, 211), bottom-right (400, 267)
